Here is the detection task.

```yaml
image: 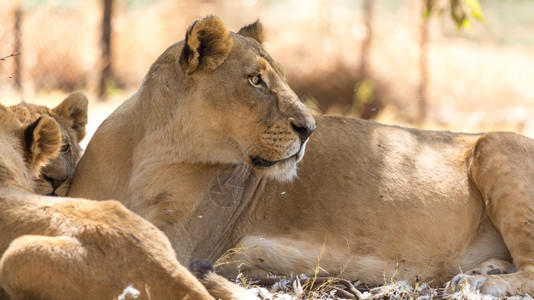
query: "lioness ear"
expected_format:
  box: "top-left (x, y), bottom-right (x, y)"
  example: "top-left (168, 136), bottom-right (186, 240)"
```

top-left (179, 16), bottom-right (233, 75)
top-left (52, 92), bottom-right (88, 141)
top-left (24, 116), bottom-right (61, 173)
top-left (237, 20), bottom-right (264, 44)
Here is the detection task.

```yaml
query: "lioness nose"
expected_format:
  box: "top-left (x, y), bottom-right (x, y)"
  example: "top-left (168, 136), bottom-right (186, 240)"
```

top-left (290, 118), bottom-right (315, 143)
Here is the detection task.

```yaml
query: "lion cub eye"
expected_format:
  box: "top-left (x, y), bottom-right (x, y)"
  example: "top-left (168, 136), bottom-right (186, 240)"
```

top-left (248, 74), bottom-right (262, 87)
top-left (60, 144), bottom-right (70, 153)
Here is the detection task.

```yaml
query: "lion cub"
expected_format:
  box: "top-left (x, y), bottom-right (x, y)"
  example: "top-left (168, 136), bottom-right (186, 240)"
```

top-left (0, 99), bottom-right (217, 299)
top-left (9, 92), bottom-right (88, 196)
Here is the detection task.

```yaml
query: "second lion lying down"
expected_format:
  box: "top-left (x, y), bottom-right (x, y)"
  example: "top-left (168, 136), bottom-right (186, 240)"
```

top-left (0, 95), bottom-right (247, 300)
top-left (9, 93), bottom-right (87, 196)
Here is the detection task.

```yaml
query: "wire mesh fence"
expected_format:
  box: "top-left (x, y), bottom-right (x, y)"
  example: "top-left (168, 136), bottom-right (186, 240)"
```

top-left (1, 1), bottom-right (100, 94)
top-left (0, 1), bottom-right (99, 91)
top-left (0, 0), bottom-right (373, 103)
top-left (0, 0), bottom-right (252, 98)
top-left (1, 0), bottom-right (533, 135)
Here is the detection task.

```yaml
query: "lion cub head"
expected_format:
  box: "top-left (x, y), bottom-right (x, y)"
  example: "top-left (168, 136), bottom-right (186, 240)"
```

top-left (9, 92), bottom-right (88, 195)
top-left (172, 16), bottom-right (316, 181)
top-left (0, 104), bottom-right (61, 192)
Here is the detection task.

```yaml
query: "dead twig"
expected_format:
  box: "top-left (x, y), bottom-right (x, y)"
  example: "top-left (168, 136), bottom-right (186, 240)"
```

top-left (254, 276), bottom-right (364, 299)
top-left (330, 286), bottom-right (359, 299)
top-left (0, 53), bottom-right (21, 61)
top-left (304, 277), bottom-right (364, 299)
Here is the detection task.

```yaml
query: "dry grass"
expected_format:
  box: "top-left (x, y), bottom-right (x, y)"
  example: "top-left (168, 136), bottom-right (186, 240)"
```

top-left (217, 244), bottom-right (533, 299)
top-left (226, 242), bottom-right (532, 299)
top-left (236, 274), bottom-right (534, 299)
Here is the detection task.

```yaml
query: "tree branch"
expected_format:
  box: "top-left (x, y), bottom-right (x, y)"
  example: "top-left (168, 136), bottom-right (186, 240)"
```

top-left (0, 53), bottom-right (21, 61)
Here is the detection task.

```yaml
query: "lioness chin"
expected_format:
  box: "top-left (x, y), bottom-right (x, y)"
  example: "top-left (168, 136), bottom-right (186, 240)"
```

top-left (70, 16), bottom-right (534, 297)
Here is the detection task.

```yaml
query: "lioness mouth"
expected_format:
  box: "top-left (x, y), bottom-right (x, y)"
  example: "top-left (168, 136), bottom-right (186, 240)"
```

top-left (251, 156), bottom-right (279, 167)
top-left (251, 153), bottom-right (300, 168)
top-left (251, 154), bottom-right (300, 167)
top-left (251, 139), bottom-right (309, 168)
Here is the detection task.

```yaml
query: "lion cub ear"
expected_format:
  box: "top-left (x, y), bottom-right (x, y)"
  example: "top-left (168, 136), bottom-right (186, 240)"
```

top-left (24, 116), bottom-right (61, 173)
top-left (52, 92), bottom-right (89, 142)
top-left (237, 20), bottom-right (264, 44)
top-left (179, 16), bottom-right (233, 75)
top-left (0, 104), bottom-right (20, 131)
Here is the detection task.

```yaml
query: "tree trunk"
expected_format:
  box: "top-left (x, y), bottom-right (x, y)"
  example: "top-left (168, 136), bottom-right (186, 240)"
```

top-left (359, 0), bottom-right (373, 78)
top-left (418, 9), bottom-right (430, 121)
top-left (354, 0), bottom-right (379, 120)
top-left (98, 0), bottom-right (113, 100)
top-left (14, 7), bottom-right (22, 90)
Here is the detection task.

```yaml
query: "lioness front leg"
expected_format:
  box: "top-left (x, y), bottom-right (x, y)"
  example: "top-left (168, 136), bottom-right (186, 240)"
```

top-left (465, 132), bottom-right (534, 296)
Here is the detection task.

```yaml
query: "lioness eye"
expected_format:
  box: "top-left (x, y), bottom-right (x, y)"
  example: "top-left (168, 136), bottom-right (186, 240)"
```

top-left (248, 74), bottom-right (262, 86)
top-left (61, 144), bottom-right (70, 153)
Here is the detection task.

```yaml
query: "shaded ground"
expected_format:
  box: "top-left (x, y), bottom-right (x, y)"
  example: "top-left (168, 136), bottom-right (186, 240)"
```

top-left (235, 275), bottom-right (522, 299)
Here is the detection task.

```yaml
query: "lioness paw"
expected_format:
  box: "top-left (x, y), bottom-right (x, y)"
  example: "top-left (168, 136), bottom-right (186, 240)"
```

top-left (446, 274), bottom-right (502, 296)
top-left (445, 272), bottom-right (531, 297)
top-left (466, 258), bottom-right (516, 276)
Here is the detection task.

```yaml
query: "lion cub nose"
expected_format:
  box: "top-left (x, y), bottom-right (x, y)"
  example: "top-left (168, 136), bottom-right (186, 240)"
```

top-left (43, 174), bottom-right (67, 189)
top-left (290, 118), bottom-right (316, 143)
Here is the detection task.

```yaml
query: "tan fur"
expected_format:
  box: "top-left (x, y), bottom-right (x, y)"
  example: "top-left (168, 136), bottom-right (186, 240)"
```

top-left (10, 92), bottom-right (88, 196)
top-left (0, 105), bottom-right (42, 192)
top-left (237, 20), bottom-right (264, 44)
top-left (0, 103), bottom-right (215, 299)
top-left (24, 116), bottom-right (61, 174)
top-left (180, 16), bottom-right (233, 75)
top-left (69, 17), bottom-right (534, 297)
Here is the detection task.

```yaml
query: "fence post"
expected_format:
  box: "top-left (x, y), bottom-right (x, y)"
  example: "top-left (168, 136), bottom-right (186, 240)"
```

top-left (353, 0), bottom-right (379, 120)
top-left (418, 5), bottom-right (430, 122)
top-left (359, 0), bottom-right (373, 78)
top-left (98, 0), bottom-right (113, 100)
top-left (13, 7), bottom-right (23, 90)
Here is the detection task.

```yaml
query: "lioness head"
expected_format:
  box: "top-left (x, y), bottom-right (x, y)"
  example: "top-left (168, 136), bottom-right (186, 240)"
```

top-left (0, 104), bottom-right (61, 191)
top-left (9, 92), bottom-right (88, 195)
top-left (173, 16), bottom-right (315, 181)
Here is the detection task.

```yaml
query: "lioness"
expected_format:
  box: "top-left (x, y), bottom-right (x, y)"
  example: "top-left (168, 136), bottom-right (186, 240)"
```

top-left (69, 16), bottom-right (534, 296)
top-left (0, 103), bottom-right (223, 299)
top-left (9, 92), bottom-right (88, 196)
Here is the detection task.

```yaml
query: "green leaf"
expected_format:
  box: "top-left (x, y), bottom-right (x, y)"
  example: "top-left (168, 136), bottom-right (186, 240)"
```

top-left (461, 19), bottom-right (471, 30)
top-left (450, 0), bottom-right (466, 28)
top-left (464, 0), bottom-right (485, 22)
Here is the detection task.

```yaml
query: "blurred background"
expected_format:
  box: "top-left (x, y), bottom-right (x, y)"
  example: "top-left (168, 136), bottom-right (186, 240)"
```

top-left (1, 0), bottom-right (534, 146)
